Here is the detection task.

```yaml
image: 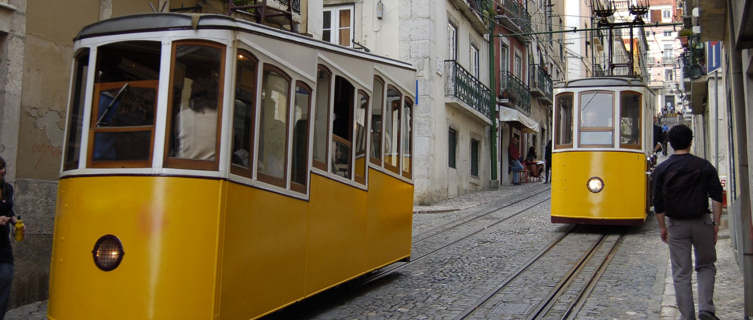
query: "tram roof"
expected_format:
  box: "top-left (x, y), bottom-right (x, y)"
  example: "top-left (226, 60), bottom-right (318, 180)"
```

top-left (75, 13), bottom-right (416, 71)
top-left (558, 77), bottom-right (653, 90)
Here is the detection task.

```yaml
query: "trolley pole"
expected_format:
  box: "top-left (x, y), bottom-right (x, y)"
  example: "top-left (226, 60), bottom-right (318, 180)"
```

top-left (488, 2), bottom-right (498, 185)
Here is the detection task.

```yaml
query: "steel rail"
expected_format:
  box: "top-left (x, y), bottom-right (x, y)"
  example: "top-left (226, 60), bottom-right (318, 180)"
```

top-left (362, 196), bottom-right (552, 285)
top-left (453, 224), bottom-right (578, 320)
top-left (413, 187), bottom-right (551, 244)
top-left (560, 234), bottom-right (625, 320)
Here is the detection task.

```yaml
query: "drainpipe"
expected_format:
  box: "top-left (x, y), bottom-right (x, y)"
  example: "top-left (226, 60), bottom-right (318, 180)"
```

top-left (715, 69), bottom-right (719, 170)
top-left (489, 1), bottom-right (499, 185)
top-left (726, 0), bottom-right (753, 315)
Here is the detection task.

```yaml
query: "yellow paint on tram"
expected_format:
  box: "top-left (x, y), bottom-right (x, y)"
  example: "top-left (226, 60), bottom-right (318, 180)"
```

top-left (49, 169), bottom-right (413, 320)
top-left (551, 151), bottom-right (647, 223)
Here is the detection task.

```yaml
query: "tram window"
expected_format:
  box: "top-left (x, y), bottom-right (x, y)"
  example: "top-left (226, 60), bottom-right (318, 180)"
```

top-left (354, 90), bottom-right (369, 184)
top-left (257, 65), bottom-right (291, 188)
top-left (579, 91), bottom-right (614, 147)
top-left (384, 86), bottom-right (402, 174)
top-left (554, 93), bottom-right (573, 149)
top-left (89, 41), bottom-right (161, 168)
top-left (331, 76), bottom-right (354, 179)
top-left (231, 50), bottom-right (258, 177)
top-left (370, 76), bottom-right (384, 165)
top-left (63, 49), bottom-right (90, 171)
top-left (291, 82), bottom-right (312, 193)
top-left (402, 98), bottom-right (413, 179)
top-left (313, 66), bottom-right (331, 171)
top-left (620, 91), bottom-right (642, 149)
top-left (165, 41), bottom-right (225, 170)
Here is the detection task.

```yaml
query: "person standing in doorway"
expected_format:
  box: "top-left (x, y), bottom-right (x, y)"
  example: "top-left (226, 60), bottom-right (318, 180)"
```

top-left (652, 124), bottom-right (722, 320)
top-left (544, 139), bottom-right (552, 184)
top-left (509, 136), bottom-right (523, 185)
top-left (0, 156), bottom-right (23, 320)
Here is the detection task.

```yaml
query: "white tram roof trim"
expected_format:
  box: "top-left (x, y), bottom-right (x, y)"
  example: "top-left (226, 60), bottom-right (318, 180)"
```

top-left (558, 77), bottom-right (649, 88)
top-left (75, 13), bottom-right (416, 71)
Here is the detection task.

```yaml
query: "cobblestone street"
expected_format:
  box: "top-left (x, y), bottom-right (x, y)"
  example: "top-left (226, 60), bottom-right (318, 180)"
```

top-left (6, 184), bottom-right (745, 319)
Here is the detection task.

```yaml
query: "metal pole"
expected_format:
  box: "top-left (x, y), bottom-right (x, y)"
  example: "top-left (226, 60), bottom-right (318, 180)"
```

top-left (496, 22), bottom-right (683, 38)
top-left (489, 2), bottom-right (498, 184)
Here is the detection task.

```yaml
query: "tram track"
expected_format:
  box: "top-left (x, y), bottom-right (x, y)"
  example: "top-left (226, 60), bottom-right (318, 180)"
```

top-left (413, 187), bottom-right (551, 244)
top-left (362, 194), bottom-right (552, 285)
top-left (455, 228), bottom-right (625, 320)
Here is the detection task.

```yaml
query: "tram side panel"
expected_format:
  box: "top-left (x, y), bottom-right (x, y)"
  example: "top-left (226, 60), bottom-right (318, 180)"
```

top-left (218, 181), bottom-right (308, 319)
top-left (551, 151), bottom-right (647, 224)
top-left (48, 176), bottom-right (222, 320)
top-left (304, 173), bottom-right (370, 296)
top-left (365, 168), bottom-right (413, 270)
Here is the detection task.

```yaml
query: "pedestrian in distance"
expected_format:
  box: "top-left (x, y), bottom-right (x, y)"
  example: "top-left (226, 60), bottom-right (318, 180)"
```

top-left (544, 139), bottom-right (552, 184)
top-left (662, 124), bottom-right (670, 156)
top-left (0, 156), bottom-right (24, 320)
top-left (509, 136), bottom-right (523, 185)
top-left (652, 124), bottom-right (722, 320)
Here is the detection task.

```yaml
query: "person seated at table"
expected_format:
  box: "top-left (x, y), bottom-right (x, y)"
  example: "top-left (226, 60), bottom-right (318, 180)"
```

top-left (525, 146), bottom-right (540, 177)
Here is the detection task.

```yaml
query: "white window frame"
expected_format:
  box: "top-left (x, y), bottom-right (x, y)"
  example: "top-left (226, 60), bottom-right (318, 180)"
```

top-left (471, 44), bottom-right (480, 78)
top-left (514, 51), bottom-right (522, 79)
top-left (323, 4), bottom-right (355, 48)
top-left (662, 8), bottom-right (671, 21)
top-left (665, 68), bottom-right (674, 81)
top-left (448, 22), bottom-right (458, 61)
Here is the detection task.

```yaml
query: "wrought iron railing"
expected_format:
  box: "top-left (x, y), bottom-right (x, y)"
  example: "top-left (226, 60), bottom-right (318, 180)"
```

top-left (682, 36), bottom-right (706, 80)
top-left (500, 0), bottom-right (532, 33)
top-left (529, 64), bottom-right (553, 100)
top-left (500, 71), bottom-right (531, 114)
top-left (444, 60), bottom-right (493, 121)
top-left (468, 0), bottom-right (492, 18)
top-left (230, 0), bottom-right (300, 14)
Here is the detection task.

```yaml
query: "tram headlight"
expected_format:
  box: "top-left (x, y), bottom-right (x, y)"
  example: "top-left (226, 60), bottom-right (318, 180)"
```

top-left (587, 177), bottom-right (604, 193)
top-left (92, 235), bottom-right (124, 271)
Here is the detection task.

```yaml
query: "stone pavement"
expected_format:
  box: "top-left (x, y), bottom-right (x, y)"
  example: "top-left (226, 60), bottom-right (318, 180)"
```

top-left (413, 181), bottom-right (546, 214)
top-left (659, 228), bottom-right (745, 320)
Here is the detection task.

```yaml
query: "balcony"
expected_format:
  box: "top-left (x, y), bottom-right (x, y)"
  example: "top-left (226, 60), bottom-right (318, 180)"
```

top-left (444, 60), bottom-right (493, 123)
top-left (529, 65), bottom-right (553, 104)
top-left (500, 71), bottom-right (531, 115)
top-left (496, 0), bottom-right (532, 37)
top-left (227, 0), bottom-right (301, 30)
top-left (448, 0), bottom-right (490, 34)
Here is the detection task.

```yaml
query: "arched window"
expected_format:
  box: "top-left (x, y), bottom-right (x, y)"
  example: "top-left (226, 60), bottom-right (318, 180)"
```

top-left (257, 64), bottom-right (291, 188)
top-left (230, 50), bottom-right (258, 177)
top-left (165, 40), bottom-right (225, 170)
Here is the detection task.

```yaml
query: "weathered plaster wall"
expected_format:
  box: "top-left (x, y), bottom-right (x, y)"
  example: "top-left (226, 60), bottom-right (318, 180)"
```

top-left (0, 0), bottom-right (25, 184)
top-left (9, 0), bottom-right (98, 308)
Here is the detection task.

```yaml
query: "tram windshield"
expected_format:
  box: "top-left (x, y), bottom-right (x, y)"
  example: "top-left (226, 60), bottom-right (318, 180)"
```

top-left (89, 41), bottom-right (161, 167)
top-left (579, 91), bottom-right (614, 147)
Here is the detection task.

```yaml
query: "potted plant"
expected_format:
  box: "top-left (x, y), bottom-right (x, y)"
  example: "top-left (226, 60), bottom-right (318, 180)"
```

top-left (678, 28), bottom-right (692, 47)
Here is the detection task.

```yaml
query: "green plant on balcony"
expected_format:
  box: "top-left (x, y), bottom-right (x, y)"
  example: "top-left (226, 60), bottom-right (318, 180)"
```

top-left (678, 28), bottom-right (692, 47)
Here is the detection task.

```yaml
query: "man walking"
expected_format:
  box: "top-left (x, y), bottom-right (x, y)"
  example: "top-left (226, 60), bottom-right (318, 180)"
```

top-left (652, 124), bottom-right (722, 320)
top-left (544, 139), bottom-right (552, 184)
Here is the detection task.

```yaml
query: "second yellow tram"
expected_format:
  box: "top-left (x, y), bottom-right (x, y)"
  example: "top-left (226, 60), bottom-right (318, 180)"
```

top-left (551, 77), bottom-right (655, 225)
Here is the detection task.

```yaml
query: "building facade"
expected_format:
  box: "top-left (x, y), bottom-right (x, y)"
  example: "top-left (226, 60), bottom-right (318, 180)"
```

top-left (685, 0), bottom-right (753, 316)
top-left (322, 0), bottom-right (494, 204)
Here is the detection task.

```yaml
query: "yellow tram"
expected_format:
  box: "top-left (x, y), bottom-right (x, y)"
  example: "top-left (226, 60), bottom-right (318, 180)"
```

top-left (49, 14), bottom-right (416, 319)
top-left (551, 77), bottom-right (655, 225)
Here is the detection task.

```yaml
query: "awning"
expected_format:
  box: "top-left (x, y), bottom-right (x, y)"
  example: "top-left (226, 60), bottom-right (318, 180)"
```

top-left (499, 106), bottom-right (540, 133)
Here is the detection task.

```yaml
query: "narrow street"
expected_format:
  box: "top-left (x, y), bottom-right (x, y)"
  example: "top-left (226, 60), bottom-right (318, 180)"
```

top-left (256, 183), bottom-right (741, 320)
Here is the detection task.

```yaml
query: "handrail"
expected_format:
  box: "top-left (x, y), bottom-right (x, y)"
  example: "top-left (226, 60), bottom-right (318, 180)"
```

top-left (500, 71), bottom-right (531, 114)
top-left (500, 0), bottom-right (532, 33)
top-left (444, 60), bottom-right (493, 121)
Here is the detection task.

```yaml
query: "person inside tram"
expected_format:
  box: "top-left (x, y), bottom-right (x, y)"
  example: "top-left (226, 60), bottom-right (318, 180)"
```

top-left (175, 76), bottom-right (219, 161)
